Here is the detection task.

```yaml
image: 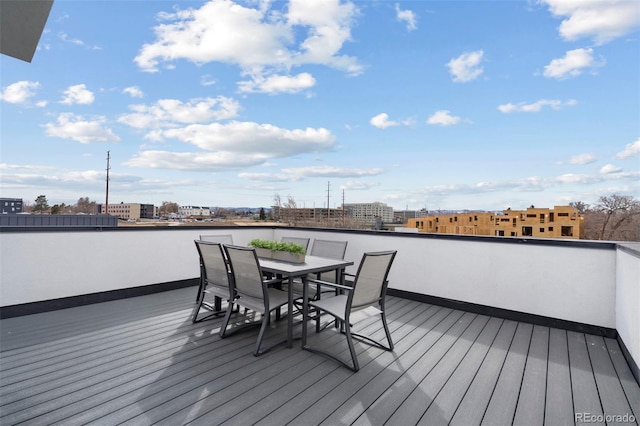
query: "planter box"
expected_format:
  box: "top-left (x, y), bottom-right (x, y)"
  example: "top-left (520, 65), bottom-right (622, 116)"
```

top-left (254, 247), bottom-right (306, 264)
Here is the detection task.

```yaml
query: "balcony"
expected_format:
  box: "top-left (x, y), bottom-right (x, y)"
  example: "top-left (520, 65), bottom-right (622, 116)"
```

top-left (1, 226), bottom-right (639, 425)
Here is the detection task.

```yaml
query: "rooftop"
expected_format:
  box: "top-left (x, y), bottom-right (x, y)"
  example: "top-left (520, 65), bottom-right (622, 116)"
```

top-left (1, 225), bottom-right (638, 425)
top-left (1, 287), bottom-right (638, 425)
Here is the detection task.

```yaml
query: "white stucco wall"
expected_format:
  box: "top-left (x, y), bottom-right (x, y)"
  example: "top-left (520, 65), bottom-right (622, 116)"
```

top-left (0, 228), bottom-right (618, 331)
top-left (616, 247), bottom-right (640, 369)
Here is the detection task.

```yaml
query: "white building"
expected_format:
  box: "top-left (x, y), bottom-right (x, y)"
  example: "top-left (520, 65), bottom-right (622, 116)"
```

top-left (179, 206), bottom-right (211, 218)
top-left (342, 202), bottom-right (394, 224)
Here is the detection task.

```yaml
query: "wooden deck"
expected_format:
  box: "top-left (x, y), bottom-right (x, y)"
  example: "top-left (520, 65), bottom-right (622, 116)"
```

top-left (1, 287), bottom-right (638, 426)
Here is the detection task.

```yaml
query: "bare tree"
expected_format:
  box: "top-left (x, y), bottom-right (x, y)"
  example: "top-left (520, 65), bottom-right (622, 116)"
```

top-left (595, 194), bottom-right (640, 240)
top-left (76, 197), bottom-right (97, 214)
top-left (569, 201), bottom-right (589, 215)
top-left (158, 201), bottom-right (179, 217)
top-left (284, 195), bottom-right (298, 226)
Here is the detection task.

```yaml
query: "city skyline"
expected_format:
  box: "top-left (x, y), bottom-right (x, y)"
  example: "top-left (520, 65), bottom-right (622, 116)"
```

top-left (1, 0), bottom-right (639, 211)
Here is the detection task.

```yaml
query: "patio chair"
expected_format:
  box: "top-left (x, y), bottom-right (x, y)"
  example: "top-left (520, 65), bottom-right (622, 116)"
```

top-left (281, 236), bottom-right (310, 252)
top-left (289, 239), bottom-right (349, 301)
top-left (192, 240), bottom-right (234, 323)
top-left (194, 235), bottom-right (233, 301)
top-left (220, 245), bottom-right (289, 356)
top-left (302, 250), bottom-right (397, 371)
top-left (199, 234), bottom-right (233, 244)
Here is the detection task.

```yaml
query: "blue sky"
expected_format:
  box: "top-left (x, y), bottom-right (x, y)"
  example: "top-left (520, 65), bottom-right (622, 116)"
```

top-left (1, 0), bottom-right (639, 211)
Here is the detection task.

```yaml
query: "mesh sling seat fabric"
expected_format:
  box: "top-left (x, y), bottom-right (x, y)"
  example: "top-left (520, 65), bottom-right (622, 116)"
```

top-left (220, 245), bottom-right (290, 356)
top-left (302, 250), bottom-right (397, 372)
top-left (195, 235), bottom-right (234, 302)
top-left (199, 234), bottom-right (234, 244)
top-left (192, 240), bottom-right (234, 323)
top-left (280, 236), bottom-right (310, 252)
top-left (289, 239), bottom-right (349, 301)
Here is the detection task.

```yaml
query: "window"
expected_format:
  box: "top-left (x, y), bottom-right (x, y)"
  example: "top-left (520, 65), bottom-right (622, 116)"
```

top-left (513, 218), bottom-right (517, 227)
top-left (496, 230), bottom-right (505, 236)
top-left (522, 226), bottom-right (533, 236)
top-left (511, 232), bottom-right (517, 236)
top-left (558, 212), bottom-right (569, 217)
top-left (561, 226), bottom-right (573, 237)
top-left (540, 214), bottom-right (545, 223)
top-left (540, 228), bottom-right (545, 232)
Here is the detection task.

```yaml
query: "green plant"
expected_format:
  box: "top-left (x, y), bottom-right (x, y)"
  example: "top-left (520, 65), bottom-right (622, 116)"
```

top-left (249, 239), bottom-right (306, 254)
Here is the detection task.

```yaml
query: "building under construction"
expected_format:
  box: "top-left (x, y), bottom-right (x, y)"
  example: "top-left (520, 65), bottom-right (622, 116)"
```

top-left (406, 205), bottom-right (584, 239)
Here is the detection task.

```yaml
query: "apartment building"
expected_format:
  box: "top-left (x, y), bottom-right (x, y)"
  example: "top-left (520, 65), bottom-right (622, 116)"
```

top-left (179, 206), bottom-right (211, 218)
top-left (407, 205), bottom-right (584, 239)
top-left (100, 203), bottom-right (155, 220)
top-left (342, 202), bottom-right (394, 224)
top-left (1, 198), bottom-right (23, 214)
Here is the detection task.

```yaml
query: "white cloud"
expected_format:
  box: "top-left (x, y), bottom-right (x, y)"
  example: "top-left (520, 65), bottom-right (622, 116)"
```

top-left (237, 72), bottom-right (316, 94)
top-left (600, 164), bottom-right (621, 174)
top-left (447, 50), bottom-right (484, 83)
top-left (44, 113), bottom-right (120, 144)
top-left (340, 180), bottom-right (379, 190)
top-left (123, 86), bottom-right (144, 98)
top-left (60, 84), bottom-right (95, 105)
top-left (281, 166), bottom-right (384, 178)
top-left (125, 121), bottom-right (336, 170)
top-left (201, 75), bottom-right (216, 86)
top-left (540, 0), bottom-right (640, 45)
top-left (615, 138), bottom-right (640, 159)
top-left (395, 3), bottom-right (417, 31)
top-left (0, 81), bottom-right (40, 104)
top-left (498, 99), bottom-right (577, 113)
top-left (57, 32), bottom-right (102, 50)
top-left (134, 0), bottom-right (362, 81)
top-left (543, 48), bottom-right (603, 79)
top-left (370, 113), bottom-right (399, 129)
top-left (427, 110), bottom-right (463, 126)
top-left (369, 113), bottom-right (413, 129)
top-left (566, 153), bottom-right (596, 165)
top-left (118, 96), bottom-right (240, 130)
top-left (239, 166), bottom-right (384, 182)
top-left (163, 121), bottom-right (334, 154)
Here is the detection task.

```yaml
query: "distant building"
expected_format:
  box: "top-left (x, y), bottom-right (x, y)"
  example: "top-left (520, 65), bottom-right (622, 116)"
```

top-left (343, 202), bottom-right (394, 224)
top-left (1, 198), bottom-right (23, 214)
top-left (179, 205), bottom-right (211, 218)
top-left (393, 209), bottom-right (420, 224)
top-left (271, 206), bottom-right (344, 222)
top-left (406, 205), bottom-right (584, 239)
top-left (100, 202), bottom-right (155, 220)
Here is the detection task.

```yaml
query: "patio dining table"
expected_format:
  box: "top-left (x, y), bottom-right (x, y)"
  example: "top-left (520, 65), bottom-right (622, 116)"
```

top-left (257, 255), bottom-right (354, 348)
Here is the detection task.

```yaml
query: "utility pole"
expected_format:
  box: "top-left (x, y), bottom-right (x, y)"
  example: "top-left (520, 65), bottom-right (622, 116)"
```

top-left (342, 189), bottom-right (345, 227)
top-left (326, 181), bottom-right (330, 220)
top-left (105, 151), bottom-right (110, 215)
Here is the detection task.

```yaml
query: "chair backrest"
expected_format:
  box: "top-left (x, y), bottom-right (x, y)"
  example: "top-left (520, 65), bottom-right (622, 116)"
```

top-left (223, 245), bottom-right (265, 301)
top-left (194, 240), bottom-right (231, 291)
top-left (350, 251), bottom-right (397, 310)
top-left (310, 239), bottom-right (348, 260)
top-left (281, 236), bottom-right (310, 252)
top-left (199, 234), bottom-right (234, 245)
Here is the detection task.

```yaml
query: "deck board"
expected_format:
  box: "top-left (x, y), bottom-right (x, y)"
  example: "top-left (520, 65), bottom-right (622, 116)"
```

top-left (1, 287), bottom-right (638, 426)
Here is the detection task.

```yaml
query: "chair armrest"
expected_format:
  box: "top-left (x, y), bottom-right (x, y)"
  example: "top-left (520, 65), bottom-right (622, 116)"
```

top-left (306, 278), bottom-right (352, 292)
